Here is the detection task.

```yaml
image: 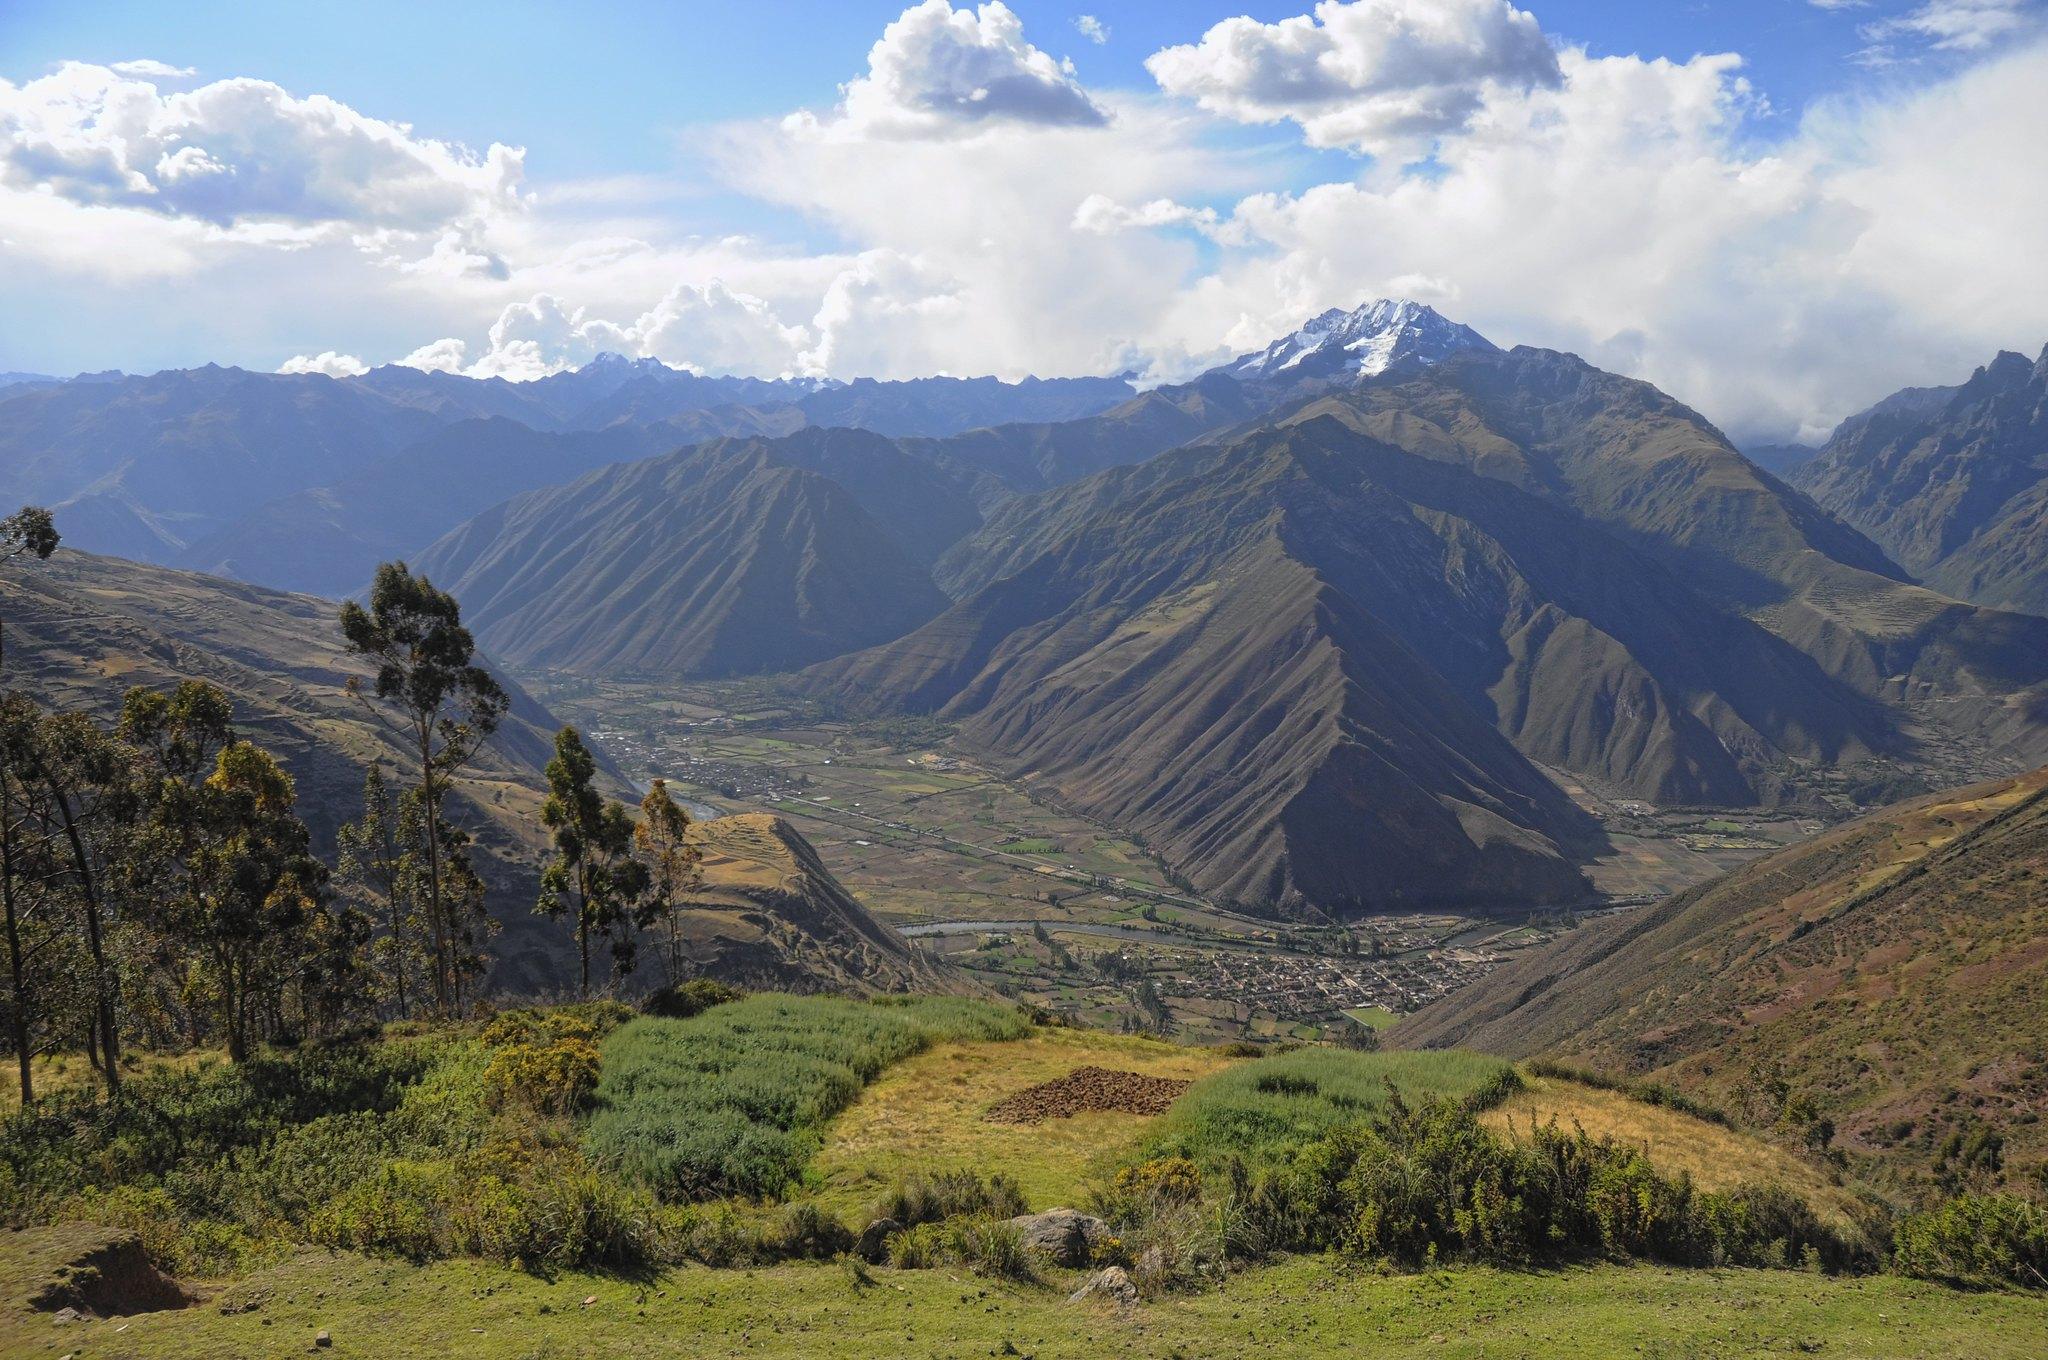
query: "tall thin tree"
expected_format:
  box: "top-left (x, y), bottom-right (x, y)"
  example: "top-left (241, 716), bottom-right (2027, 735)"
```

top-left (538, 727), bottom-right (646, 996)
top-left (338, 563), bottom-right (506, 1015)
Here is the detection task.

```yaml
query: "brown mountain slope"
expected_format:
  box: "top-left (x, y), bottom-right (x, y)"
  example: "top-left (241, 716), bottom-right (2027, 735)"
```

top-left (1796, 346), bottom-right (2048, 617)
top-left (0, 550), bottom-right (593, 990)
top-left (1299, 349), bottom-right (2048, 768)
top-left (1391, 766), bottom-right (2048, 1188)
top-left (669, 813), bottom-right (969, 995)
top-left (809, 417), bottom-right (1898, 915)
top-left (414, 440), bottom-right (953, 679)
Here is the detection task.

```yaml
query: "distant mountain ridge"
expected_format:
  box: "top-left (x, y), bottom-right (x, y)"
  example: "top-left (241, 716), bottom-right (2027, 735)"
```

top-left (1796, 344), bottom-right (2048, 616)
top-left (0, 356), bottom-right (1138, 584)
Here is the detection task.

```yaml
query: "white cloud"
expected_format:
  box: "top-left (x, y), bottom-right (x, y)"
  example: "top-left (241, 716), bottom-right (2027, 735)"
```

top-left (453, 281), bottom-right (815, 381)
top-left (396, 337), bottom-right (468, 373)
top-left (0, 62), bottom-right (523, 239)
top-left (1072, 192), bottom-right (1246, 244)
top-left (1076, 16), bottom-right (1109, 45)
top-left (1145, 0), bottom-right (1561, 158)
top-left (277, 350), bottom-right (367, 377)
top-left (1865, 0), bottom-right (2041, 51)
top-left (1137, 39), bottom-right (2048, 441)
top-left (108, 59), bottom-right (196, 79)
top-left (790, 0), bottom-right (1108, 139)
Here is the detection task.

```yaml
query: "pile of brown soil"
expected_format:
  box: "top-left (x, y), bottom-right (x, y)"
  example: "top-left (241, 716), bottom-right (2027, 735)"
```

top-left (983, 1066), bottom-right (1192, 1124)
top-left (25, 1226), bottom-right (196, 1318)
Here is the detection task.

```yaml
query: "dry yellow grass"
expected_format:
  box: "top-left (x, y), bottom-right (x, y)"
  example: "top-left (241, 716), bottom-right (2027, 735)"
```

top-left (0, 1047), bottom-right (220, 1116)
top-left (1483, 1076), bottom-right (1864, 1226)
top-left (808, 1026), bottom-right (1240, 1216)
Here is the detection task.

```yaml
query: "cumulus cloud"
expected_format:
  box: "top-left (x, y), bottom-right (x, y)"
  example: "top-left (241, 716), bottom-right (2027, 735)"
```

top-left (1145, 0), bottom-right (1561, 158)
top-left (1076, 16), bottom-right (1109, 44)
top-left (109, 59), bottom-right (196, 78)
top-left (277, 350), bottom-right (367, 377)
top-left (0, 62), bottom-right (524, 233)
top-left (1139, 39), bottom-right (2048, 440)
top-left (791, 0), bottom-right (1108, 139)
top-left (395, 338), bottom-right (469, 373)
top-left (451, 281), bottom-right (815, 381)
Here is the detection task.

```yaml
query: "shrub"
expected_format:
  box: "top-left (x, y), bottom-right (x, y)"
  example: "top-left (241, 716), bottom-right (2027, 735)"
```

top-left (644, 979), bottom-right (746, 1019)
top-left (586, 994), bottom-right (1027, 1201)
top-left (768, 1201), bottom-right (855, 1259)
top-left (1893, 1193), bottom-right (2048, 1288)
top-left (874, 1169), bottom-right (1027, 1227)
top-left (945, 1215), bottom-right (1034, 1280)
top-left (886, 1221), bottom-right (946, 1269)
top-left (482, 1038), bottom-right (603, 1118)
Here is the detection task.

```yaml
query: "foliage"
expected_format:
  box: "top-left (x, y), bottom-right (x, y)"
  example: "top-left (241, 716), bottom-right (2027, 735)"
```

top-left (338, 561), bottom-right (507, 1017)
top-left (634, 780), bottom-right (702, 987)
top-left (1112, 1089), bottom-right (1867, 1274)
top-left (1147, 1048), bottom-right (1520, 1169)
top-left (642, 978), bottom-right (744, 1019)
top-left (536, 726), bottom-right (648, 995)
top-left (585, 994), bottom-right (1027, 1201)
top-left (1893, 1193), bottom-right (2048, 1288)
top-left (871, 1169), bottom-right (1027, 1228)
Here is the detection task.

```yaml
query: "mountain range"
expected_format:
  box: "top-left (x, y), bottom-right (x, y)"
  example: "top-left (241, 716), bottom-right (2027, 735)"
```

top-left (1796, 345), bottom-right (2048, 617)
top-left (8, 300), bottom-right (2048, 920)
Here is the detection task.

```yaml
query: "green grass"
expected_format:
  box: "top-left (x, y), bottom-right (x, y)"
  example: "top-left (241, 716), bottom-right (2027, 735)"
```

top-left (585, 995), bottom-right (1028, 1201)
top-left (1147, 1048), bottom-right (1517, 1167)
top-left (12, 1234), bottom-right (2045, 1360)
top-left (1343, 1005), bottom-right (1399, 1031)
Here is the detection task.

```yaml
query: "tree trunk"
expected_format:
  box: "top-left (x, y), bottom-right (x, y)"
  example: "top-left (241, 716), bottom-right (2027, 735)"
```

top-left (45, 782), bottom-right (118, 1097)
top-left (576, 865), bottom-right (591, 998)
top-left (1, 800), bottom-right (33, 1109)
top-left (418, 725), bottom-right (448, 1016)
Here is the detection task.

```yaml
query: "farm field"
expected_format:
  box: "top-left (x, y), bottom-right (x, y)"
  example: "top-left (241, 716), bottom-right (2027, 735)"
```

top-left (530, 677), bottom-right (1824, 1042)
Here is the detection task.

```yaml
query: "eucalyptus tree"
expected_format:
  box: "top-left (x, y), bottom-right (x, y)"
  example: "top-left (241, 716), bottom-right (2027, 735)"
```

top-left (339, 562), bottom-right (506, 1015)
top-left (538, 726), bottom-right (648, 996)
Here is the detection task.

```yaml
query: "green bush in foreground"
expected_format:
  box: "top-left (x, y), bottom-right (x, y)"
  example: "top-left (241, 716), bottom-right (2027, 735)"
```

top-left (1147, 1047), bottom-right (1520, 1169)
top-left (1104, 1090), bottom-right (1870, 1282)
top-left (1893, 1193), bottom-right (2048, 1288)
top-left (586, 994), bottom-right (1027, 1201)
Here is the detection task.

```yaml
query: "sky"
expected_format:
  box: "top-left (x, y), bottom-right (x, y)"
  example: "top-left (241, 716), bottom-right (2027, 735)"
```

top-left (1, 0), bottom-right (2045, 441)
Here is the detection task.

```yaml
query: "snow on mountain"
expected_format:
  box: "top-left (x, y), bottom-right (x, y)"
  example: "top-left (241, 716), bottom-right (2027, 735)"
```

top-left (1221, 299), bottom-right (1497, 382)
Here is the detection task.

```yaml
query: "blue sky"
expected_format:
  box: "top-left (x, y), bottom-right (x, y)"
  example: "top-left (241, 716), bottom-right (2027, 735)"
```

top-left (1, 1), bottom-right (2043, 438)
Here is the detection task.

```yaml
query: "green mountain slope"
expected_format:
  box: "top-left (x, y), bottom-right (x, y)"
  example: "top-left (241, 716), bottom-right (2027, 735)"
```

top-left (414, 439), bottom-right (954, 678)
top-left (1391, 765), bottom-right (2048, 1188)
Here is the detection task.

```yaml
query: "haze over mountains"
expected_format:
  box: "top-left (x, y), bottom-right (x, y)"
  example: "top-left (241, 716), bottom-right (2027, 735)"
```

top-left (7, 298), bottom-right (2046, 921)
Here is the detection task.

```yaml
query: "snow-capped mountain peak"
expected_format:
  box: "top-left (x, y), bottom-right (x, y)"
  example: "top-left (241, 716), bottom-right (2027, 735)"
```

top-left (1222, 299), bottom-right (1497, 382)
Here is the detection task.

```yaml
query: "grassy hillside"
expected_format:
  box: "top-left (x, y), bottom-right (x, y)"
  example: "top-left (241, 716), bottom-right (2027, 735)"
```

top-left (4, 993), bottom-right (2042, 1355)
top-left (1393, 766), bottom-right (2048, 1191)
top-left (0, 549), bottom-right (588, 989)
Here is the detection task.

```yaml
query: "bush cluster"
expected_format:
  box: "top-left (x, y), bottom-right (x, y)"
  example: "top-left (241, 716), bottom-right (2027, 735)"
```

top-left (1892, 1193), bottom-right (2048, 1288)
top-left (1104, 1091), bottom-right (1870, 1276)
top-left (585, 994), bottom-right (1027, 1201)
top-left (873, 1169), bottom-right (1027, 1228)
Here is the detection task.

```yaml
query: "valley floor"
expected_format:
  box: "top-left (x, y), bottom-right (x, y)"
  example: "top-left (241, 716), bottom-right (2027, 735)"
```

top-left (6, 1232), bottom-right (2042, 1360)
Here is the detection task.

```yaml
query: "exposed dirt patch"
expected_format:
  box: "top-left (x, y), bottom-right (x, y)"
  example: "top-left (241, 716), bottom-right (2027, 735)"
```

top-left (24, 1226), bottom-right (196, 1318)
top-left (984, 1066), bottom-right (1191, 1124)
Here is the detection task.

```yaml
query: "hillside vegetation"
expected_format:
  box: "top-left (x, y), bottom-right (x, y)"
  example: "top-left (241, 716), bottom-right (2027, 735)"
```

top-left (1393, 766), bottom-right (2048, 1192)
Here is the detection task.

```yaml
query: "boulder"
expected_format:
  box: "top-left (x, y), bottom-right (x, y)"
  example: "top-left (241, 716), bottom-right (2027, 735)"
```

top-left (856, 1217), bottom-right (902, 1265)
top-left (1067, 1266), bottom-right (1139, 1308)
top-left (1006, 1209), bottom-right (1108, 1268)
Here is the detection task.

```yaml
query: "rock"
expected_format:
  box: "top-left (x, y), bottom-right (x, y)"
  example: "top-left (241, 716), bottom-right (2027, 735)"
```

top-left (1067, 1266), bottom-right (1139, 1308)
top-left (315, 1330), bottom-right (332, 1348)
top-left (1006, 1209), bottom-right (1108, 1268)
top-left (51, 1306), bottom-right (85, 1325)
top-left (856, 1217), bottom-right (902, 1264)
top-left (1134, 1246), bottom-right (1168, 1276)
